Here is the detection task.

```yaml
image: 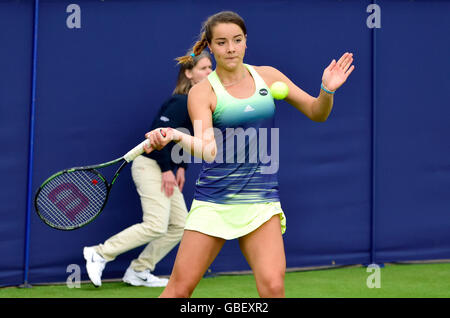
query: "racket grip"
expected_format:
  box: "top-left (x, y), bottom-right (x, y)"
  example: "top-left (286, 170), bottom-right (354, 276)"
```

top-left (123, 139), bottom-right (151, 163)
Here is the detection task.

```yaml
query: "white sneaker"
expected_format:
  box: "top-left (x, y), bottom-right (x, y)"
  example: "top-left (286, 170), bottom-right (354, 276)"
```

top-left (83, 247), bottom-right (106, 287)
top-left (122, 266), bottom-right (168, 287)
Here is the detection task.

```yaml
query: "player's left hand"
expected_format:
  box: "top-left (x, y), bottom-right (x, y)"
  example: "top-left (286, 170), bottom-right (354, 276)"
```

top-left (321, 52), bottom-right (355, 92)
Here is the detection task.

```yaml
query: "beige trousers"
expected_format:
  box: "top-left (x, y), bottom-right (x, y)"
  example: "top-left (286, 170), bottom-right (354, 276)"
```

top-left (93, 155), bottom-right (187, 272)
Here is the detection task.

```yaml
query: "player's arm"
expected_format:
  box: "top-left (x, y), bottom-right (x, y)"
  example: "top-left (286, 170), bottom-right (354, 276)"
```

top-left (256, 53), bottom-right (354, 122)
top-left (255, 65), bottom-right (317, 120)
top-left (144, 80), bottom-right (217, 162)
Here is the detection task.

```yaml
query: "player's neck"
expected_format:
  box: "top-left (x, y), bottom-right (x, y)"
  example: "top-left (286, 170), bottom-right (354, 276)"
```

top-left (216, 64), bottom-right (247, 87)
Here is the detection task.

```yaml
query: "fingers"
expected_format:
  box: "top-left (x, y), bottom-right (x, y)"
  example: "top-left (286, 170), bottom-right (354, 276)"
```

top-left (336, 52), bottom-right (348, 67)
top-left (155, 129), bottom-right (164, 145)
top-left (162, 180), bottom-right (174, 197)
top-left (161, 171), bottom-right (176, 197)
top-left (345, 65), bottom-right (355, 77)
top-left (145, 131), bottom-right (157, 150)
top-left (327, 59), bottom-right (336, 71)
top-left (336, 52), bottom-right (350, 67)
top-left (321, 52), bottom-right (355, 92)
top-left (343, 55), bottom-right (354, 73)
top-left (177, 174), bottom-right (185, 191)
top-left (177, 177), bottom-right (185, 192)
top-left (145, 128), bottom-right (171, 150)
top-left (165, 183), bottom-right (174, 197)
top-left (143, 141), bottom-right (153, 154)
top-left (337, 52), bottom-right (354, 72)
top-left (176, 167), bottom-right (185, 192)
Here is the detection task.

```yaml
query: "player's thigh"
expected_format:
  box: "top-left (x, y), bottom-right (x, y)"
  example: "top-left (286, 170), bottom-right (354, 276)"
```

top-left (238, 215), bottom-right (286, 282)
top-left (165, 230), bottom-right (225, 294)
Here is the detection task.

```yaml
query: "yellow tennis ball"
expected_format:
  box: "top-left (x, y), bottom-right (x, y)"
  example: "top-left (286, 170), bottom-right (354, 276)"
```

top-left (270, 81), bottom-right (289, 100)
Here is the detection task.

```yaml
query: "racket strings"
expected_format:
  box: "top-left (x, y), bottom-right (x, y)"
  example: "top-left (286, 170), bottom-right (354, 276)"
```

top-left (36, 170), bottom-right (108, 229)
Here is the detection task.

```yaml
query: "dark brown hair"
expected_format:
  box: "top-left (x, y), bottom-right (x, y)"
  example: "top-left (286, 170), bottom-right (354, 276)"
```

top-left (175, 11), bottom-right (247, 65)
top-left (172, 50), bottom-right (212, 95)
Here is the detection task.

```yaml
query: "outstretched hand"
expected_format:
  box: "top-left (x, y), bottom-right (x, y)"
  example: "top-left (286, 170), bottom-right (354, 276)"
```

top-left (322, 52), bottom-right (355, 92)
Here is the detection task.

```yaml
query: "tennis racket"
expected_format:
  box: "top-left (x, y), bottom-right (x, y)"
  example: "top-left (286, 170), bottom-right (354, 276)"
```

top-left (34, 130), bottom-right (165, 230)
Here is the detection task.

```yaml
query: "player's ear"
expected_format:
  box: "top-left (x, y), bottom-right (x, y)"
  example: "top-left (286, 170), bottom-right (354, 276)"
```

top-left (185, 69), bottom-right (193, 80)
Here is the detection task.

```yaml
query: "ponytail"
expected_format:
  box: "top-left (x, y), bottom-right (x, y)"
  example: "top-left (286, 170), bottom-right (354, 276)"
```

top-left (176, 32), bottom-right (209, 65)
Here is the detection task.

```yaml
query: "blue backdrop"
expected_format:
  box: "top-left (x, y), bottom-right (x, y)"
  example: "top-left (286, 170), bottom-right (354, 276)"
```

top-left (1, 0), bottom-right (449, 286)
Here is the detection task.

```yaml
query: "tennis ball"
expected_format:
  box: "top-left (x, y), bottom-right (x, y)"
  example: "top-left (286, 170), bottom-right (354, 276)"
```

top-left (270, 81), bottom-right (289, 100)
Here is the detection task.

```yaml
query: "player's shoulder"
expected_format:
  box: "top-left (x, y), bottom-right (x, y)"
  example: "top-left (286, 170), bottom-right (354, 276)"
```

top-left (252, 65), bottom-right (282, 76)
top-left (188, 77), bottom-right (215, 109)
top-left (189, 77), bottom-right (213, 98)
top-left (251, 65), bottom-right (284, 83)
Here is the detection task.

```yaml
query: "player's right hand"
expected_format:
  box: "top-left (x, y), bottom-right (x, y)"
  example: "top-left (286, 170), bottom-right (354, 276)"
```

top-left (144, 127), bottom-right (173, 152)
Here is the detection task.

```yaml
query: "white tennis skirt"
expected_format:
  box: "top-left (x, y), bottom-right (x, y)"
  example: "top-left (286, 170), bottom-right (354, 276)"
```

top-left (184, 199), bottom-right (286, 240)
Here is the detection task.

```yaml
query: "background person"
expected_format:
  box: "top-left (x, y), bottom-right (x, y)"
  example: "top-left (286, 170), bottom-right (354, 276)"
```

top-left (83, 50), bottom-right (213, 287)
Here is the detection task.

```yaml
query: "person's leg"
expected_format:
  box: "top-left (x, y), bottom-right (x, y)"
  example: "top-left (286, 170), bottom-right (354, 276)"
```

top-left (84, 156), bottom-right (171, 287)
top-left (238, 215), bottom-right (286, 298)
top-left (94, 156), bottom-right (171, 261)
top-left (131, 186), bottom-right (188, 272)
top-left (159, 230), bottom-right (226, 298)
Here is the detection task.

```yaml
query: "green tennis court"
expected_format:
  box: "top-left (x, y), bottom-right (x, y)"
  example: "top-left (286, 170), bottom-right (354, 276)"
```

top-left (1, 262), bottom-right (449, 298)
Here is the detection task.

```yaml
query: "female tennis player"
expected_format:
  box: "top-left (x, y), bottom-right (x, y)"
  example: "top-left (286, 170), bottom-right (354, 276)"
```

top-left (145, 11), bottom-right (354, 297)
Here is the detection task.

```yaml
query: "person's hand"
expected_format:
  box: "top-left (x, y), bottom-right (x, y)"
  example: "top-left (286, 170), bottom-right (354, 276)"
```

top-left (143, 128), bottom-right (173, 153)
top-left (176, 167), bottom-right (185, 192)
top-left (321, 52), bottom-right (355, 92)
top-left (161, 170), bottom-right (177, 197)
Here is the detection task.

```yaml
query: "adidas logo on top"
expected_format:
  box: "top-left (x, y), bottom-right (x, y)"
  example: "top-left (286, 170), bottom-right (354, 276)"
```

top-left (244, 105), bottom-right (255, 112)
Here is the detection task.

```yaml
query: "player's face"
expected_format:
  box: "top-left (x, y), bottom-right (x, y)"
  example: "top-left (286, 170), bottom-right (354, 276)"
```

top-left (209, 23), bottom-right (247, 71)
top-left (186, 57), bottom-right (213, 85)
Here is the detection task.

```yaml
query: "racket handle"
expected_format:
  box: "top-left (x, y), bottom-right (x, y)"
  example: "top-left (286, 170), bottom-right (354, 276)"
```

top-left (123, 139), bottom-right (151, 163)
top-left (123, 129), bottom-right (166, 162)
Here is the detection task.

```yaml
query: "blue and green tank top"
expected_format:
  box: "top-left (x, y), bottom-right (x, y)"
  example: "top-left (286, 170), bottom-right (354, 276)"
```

top-left (193, 64), bottom-right (280, 204)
